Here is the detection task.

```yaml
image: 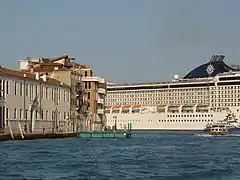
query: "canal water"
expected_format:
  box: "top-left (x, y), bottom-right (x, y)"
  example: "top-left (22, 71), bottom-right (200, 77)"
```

top-left (0, 132), bottom-right (240, 180)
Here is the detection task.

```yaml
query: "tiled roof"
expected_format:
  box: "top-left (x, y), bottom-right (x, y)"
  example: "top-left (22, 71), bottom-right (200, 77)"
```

top-left (50, 55), bottom-right (69, 62)
top-left (0, 67), bottom-right (70, 88)
top-left (72, 63), bottom-right (89, 69)
top-left (22, 65), bottom-right (82, 77)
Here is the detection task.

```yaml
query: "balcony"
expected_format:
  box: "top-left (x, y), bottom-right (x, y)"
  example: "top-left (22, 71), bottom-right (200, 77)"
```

top-left (82, 76), bottom-right (105, 84)
top-left (97, 98), bottom-right (104, 104)
top-left (97, 109), bottom-right (104, 114)
top-left (97, 88), bottom-right (106, 94)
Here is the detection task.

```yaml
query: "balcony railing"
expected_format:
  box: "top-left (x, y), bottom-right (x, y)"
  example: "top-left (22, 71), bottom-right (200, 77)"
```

top-left (82, 77), bottom-right (105, 84)
top-left (97, 109), bottom-right (104, 114)
top-left (97, 98), bottom-right (104, 104)
top-left (97, 88), bottom-right (106, 94)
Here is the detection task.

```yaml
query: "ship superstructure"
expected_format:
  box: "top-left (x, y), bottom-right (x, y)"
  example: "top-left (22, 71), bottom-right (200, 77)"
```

top-left (104, 55), bottom-right (240, 130)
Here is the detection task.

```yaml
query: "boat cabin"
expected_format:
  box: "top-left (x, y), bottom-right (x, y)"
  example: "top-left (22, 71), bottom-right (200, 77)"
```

top-left (210, 124), bottom-right (227, 135)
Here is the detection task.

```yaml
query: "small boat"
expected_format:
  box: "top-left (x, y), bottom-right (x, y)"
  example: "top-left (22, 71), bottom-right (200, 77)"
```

top-left (204, 112), bottom-right (240, 135)
top-left (209, 124), bottom-right (227, 136)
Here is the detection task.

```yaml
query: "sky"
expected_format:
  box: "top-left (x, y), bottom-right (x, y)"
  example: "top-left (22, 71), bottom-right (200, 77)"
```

top-left (0, 0), bottom-right (240, 83)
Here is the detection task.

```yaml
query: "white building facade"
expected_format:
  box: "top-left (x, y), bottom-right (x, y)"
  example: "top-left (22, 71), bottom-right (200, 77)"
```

top-left (0, 68), bottom-right (71, 134)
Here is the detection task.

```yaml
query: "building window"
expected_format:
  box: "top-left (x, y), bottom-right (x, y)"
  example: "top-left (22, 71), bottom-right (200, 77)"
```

top-left (46, 87), bottom-right (48, 99)
top-left (14, 108), bottom-right (17, 119)
top-left (35, 110), bottom-right (38, 119)
top-left (30, 85), bottom-right (32, 99)
top-left (20, 109), bottom-right (22, 119)
top-left (26, 84), bottom-right (28, 96)
top-left (88, 92), bottom-right (90, 100)
top-left (40, 86), bottom-right (43, 98)
top-left (52, 111), bottom-right (55, 120)
top-left (14, 82), bottom-right (17, 95)
top-left (85, 71), bottom-right (88, 77)
top-left (25, 110), bottom-right (28, 119)
top-left (6, 108), bottom-right (8, 119)
top-left (6, 81), bottom-right (8, 94)
top-left (88, 82), bottom-right (91, 89)
top-left (58, 89), bottom-right (61, 101)
top-left (46, 111), bottom-right (48, 120)
top-left (52, 89), bottom-right (54, 100)
top-left (35, 85), bottom-right (38, 97)
top-left (20, 83), bottom-right (22, 96)
top-left (2, 80), bottom-right (5, 98)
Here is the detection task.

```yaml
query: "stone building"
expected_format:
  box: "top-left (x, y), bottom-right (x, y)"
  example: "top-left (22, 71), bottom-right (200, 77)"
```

top-left (0, 67), bottom-right (71, 134)
top-left (19, 55), bottom-right (106, 131)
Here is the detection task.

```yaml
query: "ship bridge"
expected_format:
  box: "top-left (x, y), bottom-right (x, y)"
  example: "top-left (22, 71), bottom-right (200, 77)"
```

top-left (183, 55), bottom-right (240, 79)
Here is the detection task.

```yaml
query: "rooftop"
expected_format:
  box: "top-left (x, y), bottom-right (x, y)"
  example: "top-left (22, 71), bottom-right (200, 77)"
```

top-left (0, 67), bottom-right (70, 88)
top-left (21, 63), bottom-right (82, 76)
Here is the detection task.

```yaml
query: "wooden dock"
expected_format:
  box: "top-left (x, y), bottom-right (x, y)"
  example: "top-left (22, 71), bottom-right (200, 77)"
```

top-left (0, 132), bottom-right (78, 141)
top-left (79, 123), bottom-right (133, 139)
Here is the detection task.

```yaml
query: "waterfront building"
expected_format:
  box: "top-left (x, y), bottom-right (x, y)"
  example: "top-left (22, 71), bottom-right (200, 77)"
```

top-left (81, 76), bottom-right (106, 130)
top-left (0, 67), bottom-right (71, 133)
top-left (19, 55), bottom-right (106, 131)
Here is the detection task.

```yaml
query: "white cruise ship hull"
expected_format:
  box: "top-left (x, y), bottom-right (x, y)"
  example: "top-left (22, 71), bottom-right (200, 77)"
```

top-left (106, 109), bottom-right (239, 131)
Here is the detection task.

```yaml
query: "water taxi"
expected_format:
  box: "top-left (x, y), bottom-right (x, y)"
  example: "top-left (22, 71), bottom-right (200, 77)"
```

top-left (205, 112), bottom-right (240, 135)
top-left (210, 124), bottom-right (227, 135)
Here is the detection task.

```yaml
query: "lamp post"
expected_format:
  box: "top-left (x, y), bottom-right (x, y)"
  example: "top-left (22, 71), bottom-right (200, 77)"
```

top-left (113, 116), bottom-right (117, 130)
top-left (29, 103), bottom-right (34, 133)
top-left (55, 108), bottom-right (58, 132)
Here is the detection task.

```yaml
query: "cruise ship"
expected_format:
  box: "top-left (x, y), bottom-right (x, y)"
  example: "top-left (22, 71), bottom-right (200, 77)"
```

top-left (104, 55), bottom-right (240, 131)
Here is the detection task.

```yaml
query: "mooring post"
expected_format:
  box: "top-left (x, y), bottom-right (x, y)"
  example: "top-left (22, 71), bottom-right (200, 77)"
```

top-left (18, 121), bottom-right (24, 139)
top-left (8, 121), bottom-right (14, 140)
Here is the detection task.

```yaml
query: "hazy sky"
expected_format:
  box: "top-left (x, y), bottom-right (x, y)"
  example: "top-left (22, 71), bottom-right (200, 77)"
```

top-left (0, 0), bottom-right (240, 83)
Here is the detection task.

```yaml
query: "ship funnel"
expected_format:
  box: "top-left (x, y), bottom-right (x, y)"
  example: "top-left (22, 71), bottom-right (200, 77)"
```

top-left (209, 54), bottom-right (225, 62)
top-left (216, 55), bottom-right (225, 61)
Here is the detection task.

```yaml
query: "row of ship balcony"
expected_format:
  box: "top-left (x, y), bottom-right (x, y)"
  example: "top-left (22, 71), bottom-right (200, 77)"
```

top-left (105, 104), bottom-right (230, 114)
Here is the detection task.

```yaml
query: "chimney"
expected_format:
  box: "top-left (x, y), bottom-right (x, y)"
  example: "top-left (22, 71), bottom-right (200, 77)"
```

top-left (43, 74), bottom-right (47, 82)
top-left (35, 72), bottom-right (39, 80)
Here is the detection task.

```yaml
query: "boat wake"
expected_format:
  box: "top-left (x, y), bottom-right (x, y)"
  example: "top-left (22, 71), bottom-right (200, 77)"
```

top-left (194, 134), bottom-right (212, 137)
top-left (194, 133), bottom-right (240, 137)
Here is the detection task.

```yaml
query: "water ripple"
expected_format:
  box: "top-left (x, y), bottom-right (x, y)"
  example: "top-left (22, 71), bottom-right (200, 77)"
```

top-left (0, 133), bottom-right (240, 179)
